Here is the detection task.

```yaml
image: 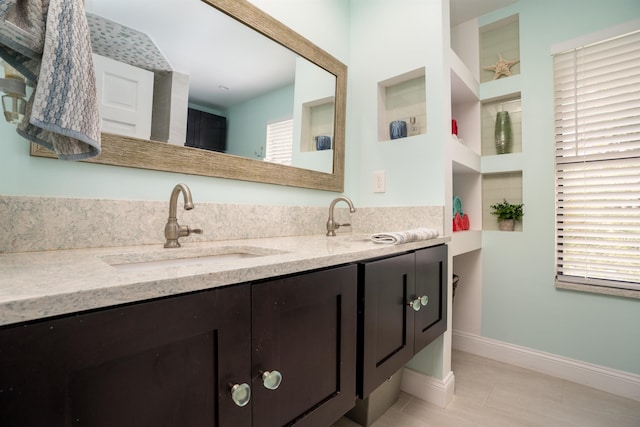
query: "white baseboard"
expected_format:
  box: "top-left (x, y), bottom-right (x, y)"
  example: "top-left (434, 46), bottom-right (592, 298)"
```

top-left (453, 330), bottom-right (640, 402)
top-left (400, 368), bottom-right (455, 408)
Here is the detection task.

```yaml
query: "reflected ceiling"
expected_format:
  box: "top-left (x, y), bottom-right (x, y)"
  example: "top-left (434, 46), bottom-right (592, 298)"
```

top-left (84, 0), bottom-right (296, 111)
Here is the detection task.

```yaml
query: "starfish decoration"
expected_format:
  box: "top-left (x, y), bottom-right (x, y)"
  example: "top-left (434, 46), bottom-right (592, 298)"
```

top-left (483, 53), bottom-right (520, 80)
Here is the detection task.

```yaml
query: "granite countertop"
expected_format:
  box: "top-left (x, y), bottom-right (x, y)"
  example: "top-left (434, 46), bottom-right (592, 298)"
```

top-left (0, 233), bottom-right (449, 327)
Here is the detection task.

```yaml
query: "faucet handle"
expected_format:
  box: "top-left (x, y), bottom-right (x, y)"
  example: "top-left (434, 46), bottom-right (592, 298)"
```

top-left (188, 227), bottom-right (203, 235)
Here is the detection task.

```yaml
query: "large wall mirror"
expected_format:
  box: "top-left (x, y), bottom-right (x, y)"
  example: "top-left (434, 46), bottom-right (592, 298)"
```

top-left (29, 0), bottom-right (347, 192)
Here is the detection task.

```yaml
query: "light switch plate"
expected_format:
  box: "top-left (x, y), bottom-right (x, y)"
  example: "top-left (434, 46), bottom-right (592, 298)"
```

top-left (373, 171), bottom-right (386, 193)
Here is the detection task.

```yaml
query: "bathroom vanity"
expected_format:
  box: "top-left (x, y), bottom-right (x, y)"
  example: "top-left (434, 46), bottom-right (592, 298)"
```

top-left (0, 234), bottom-right (448, 426)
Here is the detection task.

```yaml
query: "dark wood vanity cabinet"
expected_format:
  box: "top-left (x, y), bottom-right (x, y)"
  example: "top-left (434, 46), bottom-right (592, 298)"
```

top-left (357, 244), bottom-right (447, 398)
top-left (0, 284), bottom-right (252, 427)
top-left (0, 264), bottom-right (357, 427)
top-left (0, 246), bottom-right (445, 425)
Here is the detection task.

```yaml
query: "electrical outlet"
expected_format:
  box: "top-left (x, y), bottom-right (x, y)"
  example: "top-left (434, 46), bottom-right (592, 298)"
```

top-left (373, 171), bottom-right (386, 193)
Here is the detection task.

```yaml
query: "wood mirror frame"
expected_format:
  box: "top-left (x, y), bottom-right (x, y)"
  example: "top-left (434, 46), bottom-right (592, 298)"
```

top-left (30, 0), bottom-right (347, 192)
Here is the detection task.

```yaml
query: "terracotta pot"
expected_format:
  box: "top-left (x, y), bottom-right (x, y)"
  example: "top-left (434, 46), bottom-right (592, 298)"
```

top-left (498, 219), bottom-right (515, 231)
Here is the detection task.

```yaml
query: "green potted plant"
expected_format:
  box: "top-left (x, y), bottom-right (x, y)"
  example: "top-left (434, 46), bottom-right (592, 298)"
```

top-left (490, 199), bottom-right (524, 231)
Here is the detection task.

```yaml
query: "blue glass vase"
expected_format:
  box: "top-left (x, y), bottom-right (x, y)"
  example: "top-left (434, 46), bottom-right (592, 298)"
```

top-left (315, 135), bottom-right (332, 150)
top-left (389, 120), bottom-right (407, 140)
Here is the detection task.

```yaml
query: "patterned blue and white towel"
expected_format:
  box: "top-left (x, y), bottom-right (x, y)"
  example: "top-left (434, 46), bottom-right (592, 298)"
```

top-left (371, 227), bottom-right (440, 244)
top-left (0, 0), bottom-right (100, 160)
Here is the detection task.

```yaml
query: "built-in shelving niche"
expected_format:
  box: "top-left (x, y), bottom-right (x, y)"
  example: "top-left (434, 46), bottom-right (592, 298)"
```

top-left (451, 249), bottom-right (482, 335)
top-left (377, 68), bottom-right (426, 142)
top-left (482, 171), bottom-right (523, 231)
top-left (300, 98), bottom-right (335, 152)
top-left (481, 94), bottom-right (522, 156)
top-left (479, 14), bottom-right (520, 84)
top-left (452, 164), bottom-right (482, 255)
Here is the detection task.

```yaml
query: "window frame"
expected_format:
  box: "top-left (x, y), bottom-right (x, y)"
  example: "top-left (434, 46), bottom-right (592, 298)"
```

top-left (552, 22), bottom-right (640, 298)
top-left (264, 118), bottom-right (294, 166)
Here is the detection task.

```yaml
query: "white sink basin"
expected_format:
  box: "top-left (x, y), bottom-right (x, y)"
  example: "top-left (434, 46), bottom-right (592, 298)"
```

top-left (102, 246), bottom-right (287, 272)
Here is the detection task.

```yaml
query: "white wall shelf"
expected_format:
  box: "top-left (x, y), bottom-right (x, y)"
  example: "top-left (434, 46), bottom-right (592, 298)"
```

top-left (451, 137), bottom-right (481, 174)
top-left (450, 49), bottom-right (479, 103)
top-left (480, 74), bottom-right (521, 101)
top-left (449, 36), bottom-right (482, 254)
top-left (481, 151), bottom-right (524, 174)
top-left (451, 230), bottom-right (482, 256)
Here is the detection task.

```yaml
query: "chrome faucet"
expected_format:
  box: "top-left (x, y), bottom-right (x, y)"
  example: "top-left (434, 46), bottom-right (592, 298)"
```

top-left (326, 196), bottom-right (356, 236)
top-left (164, 183), bottom-right (202, 248)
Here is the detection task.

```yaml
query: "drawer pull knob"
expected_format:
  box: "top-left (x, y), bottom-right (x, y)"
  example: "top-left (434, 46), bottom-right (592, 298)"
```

top-left (419, 295), bottom-right (429, 306)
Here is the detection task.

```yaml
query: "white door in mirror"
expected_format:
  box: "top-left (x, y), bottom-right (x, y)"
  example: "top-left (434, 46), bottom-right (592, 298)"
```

top-left (93, 53), bottom-right (153, 139)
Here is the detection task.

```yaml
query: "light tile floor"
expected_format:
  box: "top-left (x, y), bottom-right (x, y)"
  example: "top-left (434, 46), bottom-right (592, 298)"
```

top-left (333, 350), bottom-right (640, 427)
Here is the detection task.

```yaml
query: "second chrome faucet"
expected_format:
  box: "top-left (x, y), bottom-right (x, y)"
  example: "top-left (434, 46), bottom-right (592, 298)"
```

top-left (326, 196), bottom-right (356, 236)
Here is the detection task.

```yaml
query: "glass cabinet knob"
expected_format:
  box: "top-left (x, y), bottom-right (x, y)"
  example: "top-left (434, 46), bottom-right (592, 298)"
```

top-left (408, 298), bottom-right (421, 311)
top-left (230, 383), bottom-right (251, 407)
top-left (261, 370), bottom-right (283, 390)
top-left (419, 295), bottom-right (429, 306)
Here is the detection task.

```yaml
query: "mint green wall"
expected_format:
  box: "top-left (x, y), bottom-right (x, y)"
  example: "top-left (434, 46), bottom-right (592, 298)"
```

top-left (0, 0), bottom-right (351, 206)
top-left (348, 0), bottom-right (447, 208)
top-left (480, 0), bottom-right (640, 374)
top-left (226, 84), bottom-right (294, 159)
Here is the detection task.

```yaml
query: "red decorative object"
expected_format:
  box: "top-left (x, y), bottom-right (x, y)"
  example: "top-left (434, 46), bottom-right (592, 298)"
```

top-left (453, 213), bottom-right (463, 231)
top-left (461, 214), bottom-right (470, 230)
top-left (451, 119), bottom-right (458, 135)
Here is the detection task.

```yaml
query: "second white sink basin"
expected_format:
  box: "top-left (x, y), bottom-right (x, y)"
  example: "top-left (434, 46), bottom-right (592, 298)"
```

top-left (102, 246), bottom-right (287, 272)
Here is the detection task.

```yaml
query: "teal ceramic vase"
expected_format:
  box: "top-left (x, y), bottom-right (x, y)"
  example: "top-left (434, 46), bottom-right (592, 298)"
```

top-left (494, 111), bottom-right (513, 155)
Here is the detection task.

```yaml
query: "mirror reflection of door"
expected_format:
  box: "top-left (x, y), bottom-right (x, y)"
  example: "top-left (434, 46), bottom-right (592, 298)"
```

top-left (92, 54), bottom-right (154, 140)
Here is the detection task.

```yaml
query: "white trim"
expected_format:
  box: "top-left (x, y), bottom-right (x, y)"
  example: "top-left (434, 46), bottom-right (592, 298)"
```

top-left (550, 18), bottom-right (640, 54)
top-left (452, 330), bottom-right (640, 402)
top-left (400, 368), bottom-right (455, 408)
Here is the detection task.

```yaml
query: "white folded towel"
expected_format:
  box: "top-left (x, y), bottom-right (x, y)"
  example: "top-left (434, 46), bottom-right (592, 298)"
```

top-left (371, 227), bottom-right (439, 244)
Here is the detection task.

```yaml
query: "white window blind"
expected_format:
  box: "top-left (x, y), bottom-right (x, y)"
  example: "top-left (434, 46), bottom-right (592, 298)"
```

top-left (264, 118), bottom-right (293, 166)
top-left (553, 29), bottom-right (640, 291)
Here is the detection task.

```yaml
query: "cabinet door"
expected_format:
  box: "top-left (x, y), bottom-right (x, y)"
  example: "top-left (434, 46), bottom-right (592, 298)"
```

top-left (414, 245), bottom-right (448, 352)
top-left (359, 252), bottom-right (415, 398)
top-left (251, 265), bottom-right (357, 427)
top-left (0, 285), bottom-right (251, 427)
